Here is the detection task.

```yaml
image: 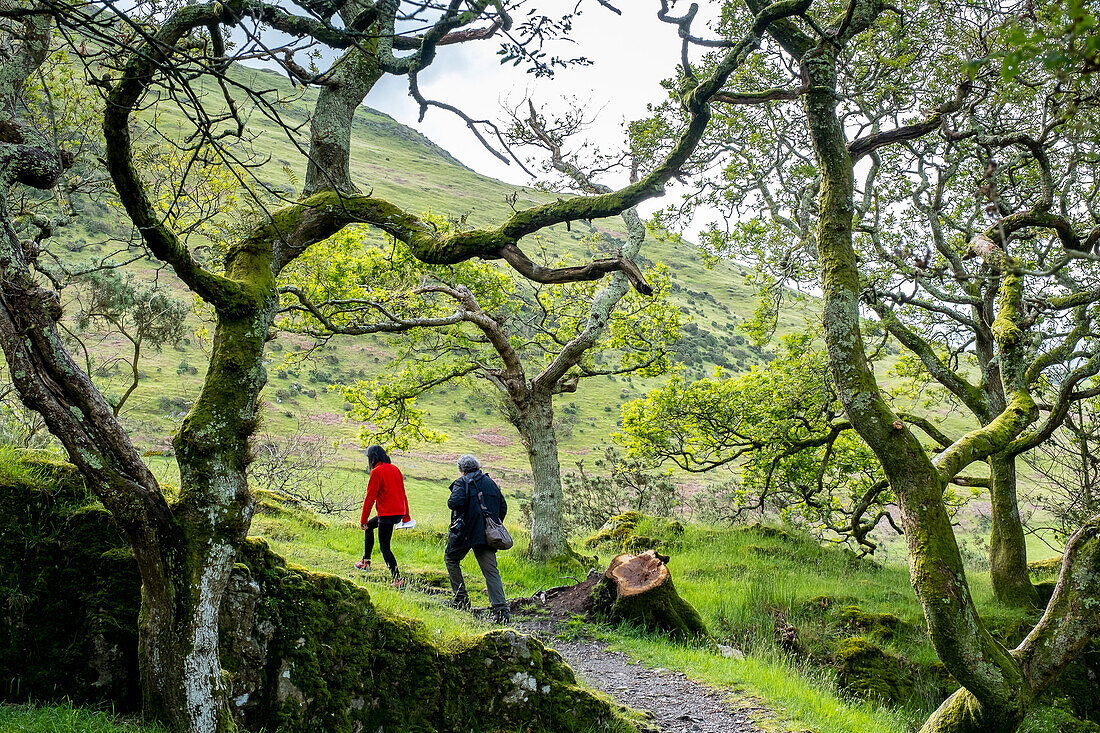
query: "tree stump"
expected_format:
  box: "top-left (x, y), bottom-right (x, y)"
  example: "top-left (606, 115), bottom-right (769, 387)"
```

top-left (589, 550), bottom-right (708, 640)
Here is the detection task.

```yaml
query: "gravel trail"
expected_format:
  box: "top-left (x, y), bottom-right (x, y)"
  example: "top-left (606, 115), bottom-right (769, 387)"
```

top-left (516, 619), bottom-right (768, 733)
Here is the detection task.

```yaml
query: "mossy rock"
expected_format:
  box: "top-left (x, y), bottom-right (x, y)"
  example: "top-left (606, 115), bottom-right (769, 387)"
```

top-left (838, 605), bottom-right (908, 642)
top-left (585, 512), bottom-right (643, 549)
top-left (0, 456), bottom-right (140, 709)
top-left (584, 513), bottom-right (683, 554)
top-left (1028, 555), bottom-right (1063, 578)
top-left (803, 595), bottom-right (859, 612)
top-left (833, 636), bottom-right (913, 704)
top-left (1, 453), bottom-right (639, 733)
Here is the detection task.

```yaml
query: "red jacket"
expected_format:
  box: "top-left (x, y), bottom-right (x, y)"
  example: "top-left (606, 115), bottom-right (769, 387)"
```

top-left (361, 462), bottom-right (410, 524)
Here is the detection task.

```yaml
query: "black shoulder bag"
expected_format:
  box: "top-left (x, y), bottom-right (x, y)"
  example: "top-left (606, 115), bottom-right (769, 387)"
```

top-left (472, 476), bottom-right (514, 551)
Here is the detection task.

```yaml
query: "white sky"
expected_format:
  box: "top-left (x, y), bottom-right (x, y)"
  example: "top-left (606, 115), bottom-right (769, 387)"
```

top-left (366, 1), bottom-right (690, 190)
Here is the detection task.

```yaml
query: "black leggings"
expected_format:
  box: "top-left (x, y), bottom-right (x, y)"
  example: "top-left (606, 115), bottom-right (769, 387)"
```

top-left (364, 515), bottom-right (402, 576)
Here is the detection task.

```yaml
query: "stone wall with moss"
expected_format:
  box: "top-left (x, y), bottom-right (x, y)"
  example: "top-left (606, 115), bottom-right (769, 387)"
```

top-left (0, 452), bottom-right (636, 733)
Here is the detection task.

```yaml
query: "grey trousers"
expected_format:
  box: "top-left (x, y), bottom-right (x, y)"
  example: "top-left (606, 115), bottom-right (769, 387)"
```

top-left (445, 544), bottom-right (507, 610)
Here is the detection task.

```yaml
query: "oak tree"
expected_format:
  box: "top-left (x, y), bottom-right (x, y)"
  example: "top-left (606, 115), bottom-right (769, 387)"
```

top-left (0, 0), bottom-right (811, 729)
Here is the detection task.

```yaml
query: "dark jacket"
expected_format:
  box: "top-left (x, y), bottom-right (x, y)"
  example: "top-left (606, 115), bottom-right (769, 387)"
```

top-left (446, 470), bottom-right (507, 551)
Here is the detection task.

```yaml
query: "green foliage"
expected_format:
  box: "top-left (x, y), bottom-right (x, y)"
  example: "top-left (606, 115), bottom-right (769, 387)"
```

top-left (293, 229), bottom-right (682, 450)
top-left (996, 0), bottom-right (1100, 81)
top-left (620, 334), bottom-right (888, 551)
top-left (73, 269), bottom-right (188, 347)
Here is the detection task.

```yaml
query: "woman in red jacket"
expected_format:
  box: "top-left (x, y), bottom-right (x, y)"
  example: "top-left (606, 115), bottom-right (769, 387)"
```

top-left (356, 445), bottom-right (411, 586)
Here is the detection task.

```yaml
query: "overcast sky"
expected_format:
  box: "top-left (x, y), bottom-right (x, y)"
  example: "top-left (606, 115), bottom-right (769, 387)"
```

top-left (365, 1), bottom-right (690, 190)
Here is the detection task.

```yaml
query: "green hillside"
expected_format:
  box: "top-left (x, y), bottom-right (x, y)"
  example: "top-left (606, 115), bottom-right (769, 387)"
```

top-left (32, 62), bottom-right (1050, 564)
top-left (44, 63), bottom-right (819, 506)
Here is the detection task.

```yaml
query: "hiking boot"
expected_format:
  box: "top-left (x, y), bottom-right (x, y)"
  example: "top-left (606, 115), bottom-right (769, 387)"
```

top-left (390, 576), bottom-right (406, 589)
top-left (354, 559), bottom-right (371, 571)
top-left (490, 607), bottom-right (511, 625)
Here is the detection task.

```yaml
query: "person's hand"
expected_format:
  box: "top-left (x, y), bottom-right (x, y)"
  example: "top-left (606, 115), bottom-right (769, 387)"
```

top-left (360, 523), bottom-right (367, 531)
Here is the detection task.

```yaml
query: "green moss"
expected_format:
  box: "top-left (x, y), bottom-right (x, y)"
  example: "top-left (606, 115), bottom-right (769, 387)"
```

top-left (585, 514), bottom-right (634, 548)
top-left (584, 513), bottom-right (683, 554)
top-left (838, 605), bottom-right (907, 642)
top-left (0, 453), bottom-right (140, 709)
top-left (803, 594), bottom-right (859, 612)
top-left (1027, 556), bottom-right (1063, 579)
top-left (833, 637), bottom-right (913, 704)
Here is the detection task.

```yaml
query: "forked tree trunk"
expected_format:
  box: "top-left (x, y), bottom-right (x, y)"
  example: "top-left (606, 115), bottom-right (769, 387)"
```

top-left (509, 390), bottom-right (567, 562)
top-left (589, 550), bottom-right (708, 639)
top-left (988, 453), bottom-right (1037, 607)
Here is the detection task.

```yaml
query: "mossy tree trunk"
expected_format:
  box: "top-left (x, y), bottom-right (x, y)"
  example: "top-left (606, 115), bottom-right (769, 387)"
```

top-left (742, 1), bottom-right (1100, 731)
top-left (873, 200), bottom-right (1037, 609)
top-left (988, 453), bottom-right (1038, 607)
top-left (507, 389), bottom-right (567, 562)
top-left (301, 0), bottom-right (381, 196)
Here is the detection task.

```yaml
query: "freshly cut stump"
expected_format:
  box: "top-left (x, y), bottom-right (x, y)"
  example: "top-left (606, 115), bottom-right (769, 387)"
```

top-left (589, 550), bottom-right (708, 640)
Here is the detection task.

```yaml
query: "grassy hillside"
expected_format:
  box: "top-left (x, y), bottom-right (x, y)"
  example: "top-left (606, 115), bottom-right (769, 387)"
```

top-left (27, 61), bottom-right (1064, 565)
top-left (46, 63), bottom-right (819, 496)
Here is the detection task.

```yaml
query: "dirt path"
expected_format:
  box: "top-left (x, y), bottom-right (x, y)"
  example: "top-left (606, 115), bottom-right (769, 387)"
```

top-left (516, 619), bottom-right (768, 733)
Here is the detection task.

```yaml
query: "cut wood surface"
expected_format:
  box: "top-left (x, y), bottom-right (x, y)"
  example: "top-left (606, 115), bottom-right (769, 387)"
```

top-left (606, 550), bottom-right (671, 597)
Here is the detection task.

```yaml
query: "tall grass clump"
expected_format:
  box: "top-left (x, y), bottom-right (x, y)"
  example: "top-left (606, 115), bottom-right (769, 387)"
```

top-left (0, 702), bottom-right (167, 733)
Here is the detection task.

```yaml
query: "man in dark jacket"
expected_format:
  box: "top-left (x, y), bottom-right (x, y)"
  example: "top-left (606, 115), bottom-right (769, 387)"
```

top-left (445, 454), bottom-right (509, 623)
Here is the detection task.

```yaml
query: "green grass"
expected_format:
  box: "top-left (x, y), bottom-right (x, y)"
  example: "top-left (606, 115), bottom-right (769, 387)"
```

top-left (1, 447), bottom-right (1079, 733)
top-left (247, 504), bottom-right (935, 733)
top-left (0, 444), bottom-right (59, 488)
top-left (0, 702), bottom-right (166, 733)
top-left (247, 501), bottom-right (1088, 733)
